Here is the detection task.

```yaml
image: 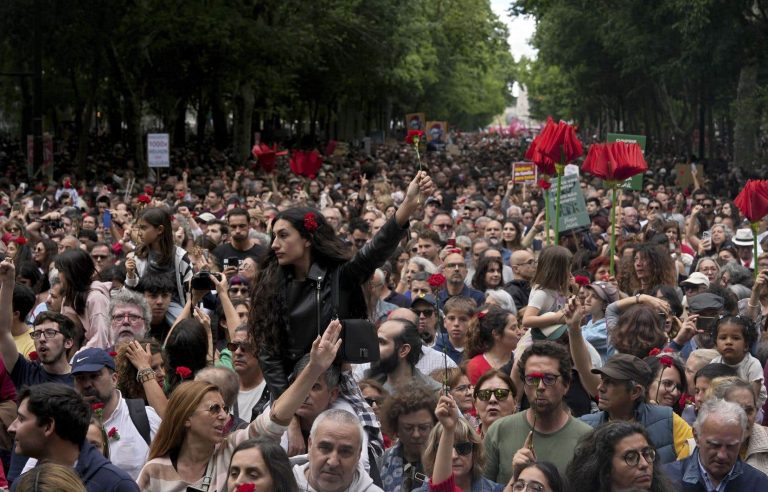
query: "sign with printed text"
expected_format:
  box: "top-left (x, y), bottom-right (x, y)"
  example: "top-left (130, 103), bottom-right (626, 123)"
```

top-left (607, 133), bottom-right (646, 190)
top-left (512, 162), bottom-right (537, 184)
top-left (546, 173), bottom-right (591, 232)
top-left (405, 113), bottom-right (426, 131)
top-left (147, 133), bottom-right (170, 168)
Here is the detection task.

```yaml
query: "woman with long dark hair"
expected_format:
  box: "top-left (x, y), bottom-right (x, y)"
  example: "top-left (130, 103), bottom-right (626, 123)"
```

top-left (566, 421), bottom-right (673, 492)
top-left (227, 438), bottom-right (299, 492)
top-left (249, 171), bottom-right (434, 398)
top-left (465, 306), bottom-right (521, 386)
top-left (471, 256), bottom-right (505, 292)
top-left (55, 249), bottom-right (112, 348)
top-left (125, 207), bottom-right (193, 323)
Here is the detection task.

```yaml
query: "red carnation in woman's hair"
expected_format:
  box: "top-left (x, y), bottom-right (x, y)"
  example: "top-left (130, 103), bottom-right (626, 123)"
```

top-left (236, 484), bottom-right (256, 492)
top-left (13, 236), bottom-right (27, 246)
top-left (573, 275), bottom-right (590, 287)
top-left (137, 194), bottom-right (151, 204)
top-left (303, 213), bottom-right (319, 232)
top-left (428, 273), bottom-right (446, 288)
top-left (476, 311), bottom-right (487, 320)
top-left (647, 348), bottom-right (661, 357)
top-left (175, 366), bottom-right (192, 379)
top-left (659, 355), bottom-right (674, 368)
top-left (28, 351), bottom-right (39, 361)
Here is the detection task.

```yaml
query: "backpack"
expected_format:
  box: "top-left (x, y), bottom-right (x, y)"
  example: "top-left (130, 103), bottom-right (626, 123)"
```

top-left (125, 398), bottom-right (151, 446)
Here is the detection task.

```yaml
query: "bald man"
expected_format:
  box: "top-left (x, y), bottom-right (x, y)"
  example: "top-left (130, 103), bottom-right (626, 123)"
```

top-left (504, 250), bottom-right (536, 311)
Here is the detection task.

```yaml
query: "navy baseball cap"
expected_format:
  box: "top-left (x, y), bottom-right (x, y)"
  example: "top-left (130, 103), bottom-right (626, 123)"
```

top-left (71, 348), bottom-right (116, 374)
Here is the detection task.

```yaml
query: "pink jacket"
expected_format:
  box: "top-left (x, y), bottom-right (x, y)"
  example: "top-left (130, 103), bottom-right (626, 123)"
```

top-left (62, 281), bottom-right (112, 349)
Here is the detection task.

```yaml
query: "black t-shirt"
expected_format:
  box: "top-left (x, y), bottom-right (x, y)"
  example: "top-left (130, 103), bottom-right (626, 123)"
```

top-left (212, 242), bottom-right (265, 267)
top-left (10, 356), bottom-right (73, 389)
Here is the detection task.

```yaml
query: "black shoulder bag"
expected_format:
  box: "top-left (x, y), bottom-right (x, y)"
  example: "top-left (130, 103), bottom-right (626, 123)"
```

top-left (324, 271), bottom-right (380, 364)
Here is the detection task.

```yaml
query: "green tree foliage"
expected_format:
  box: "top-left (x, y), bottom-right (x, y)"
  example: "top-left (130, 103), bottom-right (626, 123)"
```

top-left (0, 0), bottom-right (516, 168)
top-left (512, 0), bottom-right (768, 164)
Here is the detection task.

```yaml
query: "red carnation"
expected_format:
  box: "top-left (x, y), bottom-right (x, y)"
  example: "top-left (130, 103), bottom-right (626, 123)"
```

top-left (13, 236), bottom-right (27, 246)
top-left (581, 142), bottom-right (648, 183)
top-left (176, 366), bottom-right (192, 379)
top-left (648, 348), bottom-right (661, 357)
top-left (476, 311), bottom-right (487, 320)
top-left (303, 212), bottom-right (319, 233)
top-left (111, 242), bottom-right (123, 255)
top-left (108, 351), bottom-right (117, 358)
top-left (428, 273), bottom-right (446, 288)
top-left (28, 351), bottom-right (39, 361)
top-left (574, 275), bottom-right (590, 287)
top-left (734, 180), bottom-right (768, 223)
top-left (405, 130), bottom-right (425, 145)
top-left (91, 402), bottom-right (105, 411)
top-left (526, 117), bottom-right (583, 175)
top-left (137, 194), bottom-right (151, 204)
top-left (538, 179), bottom-right (551, 191)
top-left (107, 427), bottom-right (120, 441)
top-left (251, 143), bottom-right (288, 174)
top-left (236, 485), bottom-right (256, 492)
top-left (659, 355), bottom-right (674, 368)
top-left (143, 185), bottom-right (154, 196)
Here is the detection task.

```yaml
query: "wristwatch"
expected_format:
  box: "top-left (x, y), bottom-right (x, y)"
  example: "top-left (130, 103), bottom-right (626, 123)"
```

top-left (635, 293), bottom-right (641, 304)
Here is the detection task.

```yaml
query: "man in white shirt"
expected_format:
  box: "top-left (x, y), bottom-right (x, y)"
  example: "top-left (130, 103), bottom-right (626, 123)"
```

top-left (230, 326), bottom-right (267, 421)
top-left (70, 348), bottom-right (161, 479)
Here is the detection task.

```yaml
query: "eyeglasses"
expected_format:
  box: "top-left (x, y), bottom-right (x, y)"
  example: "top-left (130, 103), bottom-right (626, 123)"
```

top-left (453, 442), bottom-right (473, 456)
top-left (412, 308), bottom-right (435, 318)
top-left (400, 423), bottom-right (433, 435)
top-left (622, 447), bottom-right (656, 467)
top-left (434, 224), bottom-right (452, 230)
top-left (512, 480), bottom-right (545, 492)
top-left (364, 396), bottom-right (385, 407)
top-left (91, 255), bottom-right (109, 260)
top-left (658, 379), bottom-right (682, 392)
top-left (201, 403), bottom-right (230, 416)
top-left (452, 384), bottom-right (473, 393)
top-left (226, 341), bottom-right (255, 353)
top-left (648, 205), bottom-right (661, 210)
top-left (229, 287), bottom-right (249, 295)
top-left (524, 374), bottom-right (560, 387)
top-left (445, 262), bottom-right (466, 270)
top-left (111, 313), bottom-right (144, 323)
top-left (29, 329), bottom-right (63, 339)
top-left (474, 388), bottom-right (511, 401)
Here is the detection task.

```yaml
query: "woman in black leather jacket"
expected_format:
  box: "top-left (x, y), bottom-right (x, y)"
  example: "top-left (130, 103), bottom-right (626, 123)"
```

top-left (250, 171), bottom-right (435, 398)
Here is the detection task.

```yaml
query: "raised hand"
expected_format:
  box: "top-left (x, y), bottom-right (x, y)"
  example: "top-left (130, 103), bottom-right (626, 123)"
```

top-left (435, 394), bottom-right (458, 431)
top-left (0, 260), bottom-right (14, 284)
top-left (309, 319), bottom-right (342, 373)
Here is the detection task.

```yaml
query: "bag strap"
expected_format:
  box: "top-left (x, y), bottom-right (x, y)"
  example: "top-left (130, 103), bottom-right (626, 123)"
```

top-left (125, 398), bottom-right (151, 446)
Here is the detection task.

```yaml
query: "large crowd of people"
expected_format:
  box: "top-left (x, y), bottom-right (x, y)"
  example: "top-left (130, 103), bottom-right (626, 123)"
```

top-left (0, 131), bottom-right (767, 491)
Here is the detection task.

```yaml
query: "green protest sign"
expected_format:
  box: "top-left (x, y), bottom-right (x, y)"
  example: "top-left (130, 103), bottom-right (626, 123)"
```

top-left (546, 174), bottom-right (591, 232)
top-left (607, 133), bottom-right (646, 190)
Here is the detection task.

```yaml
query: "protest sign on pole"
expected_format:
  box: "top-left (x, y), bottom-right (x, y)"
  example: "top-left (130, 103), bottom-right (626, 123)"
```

top-left (513, 162), bottom-right (537, 184)
top-left (546, 174), bottom-right (591, 232)
top-left (147, 133), bottom-right (170, 168)
top-left (607, 133), bottom-right (646, 190)
top-left (405, 113), bottom-right (426, 131)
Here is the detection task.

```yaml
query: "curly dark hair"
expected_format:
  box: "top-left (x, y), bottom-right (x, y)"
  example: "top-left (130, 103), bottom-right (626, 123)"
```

top-left (566, 421), bottom-right (673, 492)
top-left (471, 256), bottom-right (504, 291)
top-left (116, 338), bottom-right (164, 401)
top-left (712, 315), bottom-right (758, 348)
top-left (380, 382), bottom-right (438, 437)
top-left (248, 207), bottom-right (354, 359)
top-left (516, 341), bottom-right (572, 387)
top-left (629, 243), bottom-right (676, 294)
top-left (610, 305), bottom-right (667, 359)
top-left (465, 305), bottom-right (514, 359)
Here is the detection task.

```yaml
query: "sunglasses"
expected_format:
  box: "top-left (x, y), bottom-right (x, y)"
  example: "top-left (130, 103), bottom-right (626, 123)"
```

top-left (227, 341), bottom-right (255, 353)
top-left (364, 396), bottom-right (385, 407)
top-left (201, 403), bottom-right (230, 416)
top-left (523, 373), bottom-right (560, 387)
top-left (474, 388), bottom-right (511, 401)
top-left (453, 442), bottom-right (473, 456)
top-left (229, 287), bottom-right (249, 295)
top-left (412, 308), bottom-right (435, 318)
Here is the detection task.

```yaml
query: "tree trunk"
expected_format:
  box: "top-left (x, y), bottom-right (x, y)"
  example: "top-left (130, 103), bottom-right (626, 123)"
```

top-left (211, 80), bottom-right (228, 150)
top-left (232, 80), bottom-right (255, 164)
top-left (733, 63), bottom-right (759, 172)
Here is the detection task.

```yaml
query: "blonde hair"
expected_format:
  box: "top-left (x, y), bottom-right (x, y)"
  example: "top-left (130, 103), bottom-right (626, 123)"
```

top-left (148, 381), bottom-right (220, 460)
top-left (14, 463), bottom-right (87, 492)
top-left (422, 418), bottom-right (484, 481)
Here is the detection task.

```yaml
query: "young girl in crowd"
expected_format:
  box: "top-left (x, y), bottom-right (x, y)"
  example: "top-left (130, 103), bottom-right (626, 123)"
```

top-left (709, 315), bottom-right (767, 407)
top-left (522, 246), bottom-right (572, 330)
top-left (465, 305), bottom-right (521, 386)
top-left (125, 207), bottom-right (193, 323)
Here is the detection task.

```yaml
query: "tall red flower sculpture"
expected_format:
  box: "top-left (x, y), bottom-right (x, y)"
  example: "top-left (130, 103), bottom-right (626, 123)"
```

top-left (526, 117), bottom-right (583, 244)
top-left (734, 179), bottom-right (768, 278)
top-left (581, 141), bottom-right (648, 277)
top-left (289, 150), bottom-right (323, 179)
top-left (251, 143), bottom-right (287, 174)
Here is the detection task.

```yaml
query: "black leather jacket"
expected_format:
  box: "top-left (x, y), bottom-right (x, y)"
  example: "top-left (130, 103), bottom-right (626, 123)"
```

top-left (259, 216), bottom-right (409, 398)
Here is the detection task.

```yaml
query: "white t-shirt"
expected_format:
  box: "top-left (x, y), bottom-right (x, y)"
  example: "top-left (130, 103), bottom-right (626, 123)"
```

top-left (528, 287), bottom-right (566, 315)
top-left (711, 353), bottom-right (767, 407)
top-left (237, 380), bottom-right (266, 421)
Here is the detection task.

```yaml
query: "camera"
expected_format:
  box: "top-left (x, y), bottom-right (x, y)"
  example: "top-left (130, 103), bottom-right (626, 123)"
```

top-left (223, 257), bottom-right (241, 268)
top-left (190, 271), bottom-right (221, 291)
